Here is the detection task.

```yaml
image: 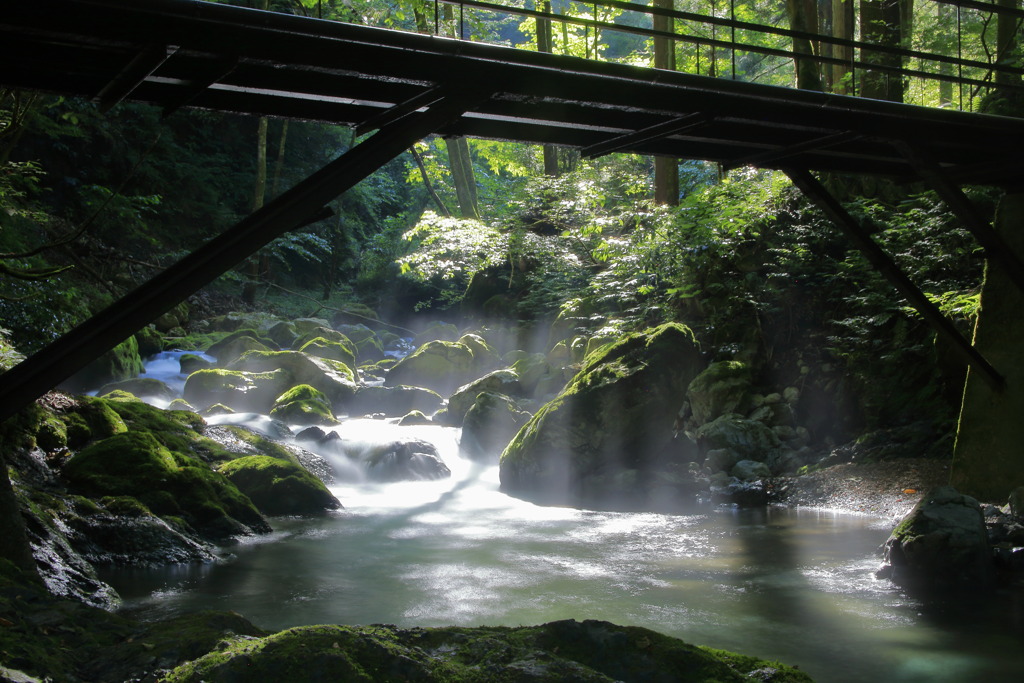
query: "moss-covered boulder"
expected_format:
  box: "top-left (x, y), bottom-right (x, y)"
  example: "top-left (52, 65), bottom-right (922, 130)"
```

top-left (62, 397), bottom-right (128, 449)
top-left (292, 317), bottom-right (333, 335)
top-left (877, 486), bottom-right (994, 588)
top-left (293, 326), bottom-right (355, 357)
top-left (182, 368), bottom-right (292, 413)
top-left (266, 320), bottom-right (299, 348)
top-left (693, 414), bottom-right (786, 473)
top-left (217, 455), bottom-right (340, 516)
top-left (458, 333), bottom-right (501, 373)
top-left (269, 384), bottom-right (337, 426)
top-left (362, 439), bottom-right (451, 482)
top-left (163, 619), bottom-right (813, 683)
top-left (500, 323), bottom-right (705, 508)
top-left (511, 352), bottom-right (567, 400)
top-left (460, 392), bottom-right (531, 462)
top-left (412, 321), bottom-right (460, 347)
top-left (62, 431), bottom-right (270, 540)
top-left (685, 360), bottom-right (752, 429)
top-left (299, 336), bottom-right (357, 371)
top-left (179, 353), bottom-right (215, 374)
top-left (443, 369), bottom-right (522, 427)
top-left (64, 336), bottom-right (144, 392)
top-left (230, 350), bottom-right (357, 406)
top-left (347, 385), bottom-right (443, 417)
top-left (97, 377), bottom-right (176, 403)
top-left (385, 340), bottom-right (476, 395)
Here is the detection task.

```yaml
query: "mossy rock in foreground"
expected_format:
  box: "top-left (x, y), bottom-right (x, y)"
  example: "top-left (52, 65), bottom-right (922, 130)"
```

top-left (217, 455), bottom-right (340, 516)
top-left (62, 430), bottom-right (270, 540)
top-left (164, 619), bottom-right (813, 683)
top-left (269, 383), bottom-right (338, 426)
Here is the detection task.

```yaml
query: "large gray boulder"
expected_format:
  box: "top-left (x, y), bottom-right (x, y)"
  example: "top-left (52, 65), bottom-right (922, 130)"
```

top-left (499, 323), bottom-right (704, 508)
top-left (460, 391), bottom-right (531, 462)
top-left (877, 486), bottom-right (994, 588)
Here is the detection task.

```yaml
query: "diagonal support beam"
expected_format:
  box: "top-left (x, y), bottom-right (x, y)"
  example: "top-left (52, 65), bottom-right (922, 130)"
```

top-left (0, 91), bottom-right (485, 424)
top-left (723, 131), bottom-right (860, 172)
top-left (95, 44), bottom-right (177, 113)
top-left (161, 55), bottom-right (239, 118)
top-left (895, 141), bottom-right (1024, 296)
top-left (355, 86), bottom-right (448, 137)
top-left (581, 113), bottom-right (711, 159)
top-left (785, 168), bottom-right (1004, 392)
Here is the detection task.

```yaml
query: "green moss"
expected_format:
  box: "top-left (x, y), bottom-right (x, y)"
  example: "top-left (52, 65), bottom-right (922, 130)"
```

top-left (293, 327), bottom-right (356, 356)
top-left (99, 495), bottom-right (152, 517)
top-left (62, 429), bottom-right (268, 539)
top-left (100, 389), bottom-right (141, 402)
top-left (208, 331), bottom-right (274, 365)
top-left (269, 384), bottom-right (337, 426)
top-left (164, 620), bottom-right (813, 683)
top-left (217, 455), bottom-right (340, 516)
top-left (299, 336), bottom-right (357, 370)
top-left (220, 425), bottom-right (301, 466)
top-left (134, 325), bottom-right (165, 357)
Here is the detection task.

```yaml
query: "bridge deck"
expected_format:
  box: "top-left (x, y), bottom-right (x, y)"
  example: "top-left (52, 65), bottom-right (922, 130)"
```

top-left (3, 0), bottom-right (1024, 187)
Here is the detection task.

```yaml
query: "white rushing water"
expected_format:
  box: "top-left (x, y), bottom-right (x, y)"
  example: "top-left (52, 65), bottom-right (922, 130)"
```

top-left (101, 356), bottom-right (1024, 683)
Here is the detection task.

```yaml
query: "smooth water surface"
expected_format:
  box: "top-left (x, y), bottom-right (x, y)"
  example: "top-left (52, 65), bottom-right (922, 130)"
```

top-left (103, 418), bottom-right (1024, 683)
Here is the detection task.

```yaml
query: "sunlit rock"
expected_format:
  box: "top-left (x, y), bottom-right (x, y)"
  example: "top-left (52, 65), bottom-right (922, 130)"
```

top-left (268, 384), bottom-right (337, 426)
top-left (179, 352), bottom-right (215, 374)
top-left (218, 455), bottom-right (340, 516)
top-left (398, 410), bottom-right (432, 426)
top-left (347, 385), bottom-right (443, 417)
top-left (460, 391), bottom-right (531, 462)
top-left (298, 337), bottom-right (356, 372)
top-left (97, 378), bottom-right (176, 403)
top-left (384, 340), bottom-right (476, 395)
top-left (443, 369), bottom-right (522, 426)
top-left (207, 329), bottom-right (277, 364)
top-left (183, 368), bottom-right (291, 413)
top-left (362, 439), bottom-right (451, 482)
top-left (229, 350), bottom-right (357, 406)
top-left (292, 317), bottom-right (333, 335)
top-left (266, 320), bottom-right (299, 348)
top-left (500, 323), bottom-right (704, 509)
top-left (458, 333), bottom-right (501, 373)
top-left (293, 326), bottom-right (356, 356)
top-left (877, 486), bottom-right (994, 588)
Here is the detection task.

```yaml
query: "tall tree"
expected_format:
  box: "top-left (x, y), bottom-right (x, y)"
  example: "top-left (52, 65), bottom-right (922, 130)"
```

top-left (860, 0), bottom-right (905, 101)
top-left (995, 0), bottom-right (1022, 89)
top-left (537, 1), bottom-right (560, 177)
top-left (831, 0), bottom-right (855, 93)
top-left (787, 0), bottom-right (824, 90)
top-left (653, 0), bottom-right (679, 205)
top-left (445, 136), bottom-right (479, 219)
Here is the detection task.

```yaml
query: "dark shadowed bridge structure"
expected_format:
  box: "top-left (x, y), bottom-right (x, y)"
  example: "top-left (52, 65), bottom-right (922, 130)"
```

top-left (2, 0), bottom-right (1024, 440)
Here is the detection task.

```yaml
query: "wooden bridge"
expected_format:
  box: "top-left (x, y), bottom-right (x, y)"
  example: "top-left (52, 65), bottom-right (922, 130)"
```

top-left (1, 0), bottom-right (1024, 424)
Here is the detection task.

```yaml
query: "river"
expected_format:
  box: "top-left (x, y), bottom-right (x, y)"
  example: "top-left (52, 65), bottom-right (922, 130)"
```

top-left (100, 353), bottom-right (1024, 682)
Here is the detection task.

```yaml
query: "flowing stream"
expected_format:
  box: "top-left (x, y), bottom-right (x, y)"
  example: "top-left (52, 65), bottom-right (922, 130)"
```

top-left (101, 353), bottom-right (1024, 683)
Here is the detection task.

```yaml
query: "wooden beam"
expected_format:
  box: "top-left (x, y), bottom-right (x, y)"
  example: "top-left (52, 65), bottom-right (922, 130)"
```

top-left (160, 55), bottom-right (239, 118)
top-left (355, 86), bottom-right (447, 136)
top-left (95, 43), bottom-right (176, 113)
top-left (0, 91), bottom-right (485, 424)
top-left (785, 168), bottom-right (1005, 392)
top-left (580, 113), bottom-right (711, 159)
top-left (723, 131), bottom-right (860, 171)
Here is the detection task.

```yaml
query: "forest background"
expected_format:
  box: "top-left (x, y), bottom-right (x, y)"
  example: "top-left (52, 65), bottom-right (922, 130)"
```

top-left (1, 0), bottom-right (1015, 458)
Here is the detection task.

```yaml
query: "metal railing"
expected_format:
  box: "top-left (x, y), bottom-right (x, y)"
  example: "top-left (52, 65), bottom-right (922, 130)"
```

top-left (299, 0), bottom-right (1024, 111)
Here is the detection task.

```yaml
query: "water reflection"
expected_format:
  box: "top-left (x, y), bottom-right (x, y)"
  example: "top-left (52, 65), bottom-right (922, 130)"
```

top-left (101, 418), bottom-right (1024, 683)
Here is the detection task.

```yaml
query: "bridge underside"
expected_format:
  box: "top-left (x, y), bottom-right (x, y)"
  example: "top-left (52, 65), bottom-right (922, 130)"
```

top-left (1, 0), bottom-right (1023, 424)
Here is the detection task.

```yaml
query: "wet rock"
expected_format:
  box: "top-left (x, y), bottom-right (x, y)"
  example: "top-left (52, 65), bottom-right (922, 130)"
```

top-left (184, 368), bottom-right (291, 413)
top-left (218, 456), bottom-right (341, 516)
top-left (229, 350), bottom-right (357, 407)
top-left (97, 378), bottom-right (176, 402)
top-left (412, 321), bottom-right (460, 346)
top-left (363, 440), bottom-right (451, 482)
top-left (398, 410), bottom-right (432, 426)
top-left (685, 360), bottom-right (752, 428)
top-left (385, 340), bottom-right (477, 395)
top-left (348, 385), bottom-right (443, 417)
top-left (269, 384), bottom-right (338, 426)
top-left (877, 486), bottom-right (994, 588)
top-left (694, 414), bottom-right (783, 469)
top-left (180, 353), bottom-right (215, 374)
top-left (208, 332), bottom-right (274, 366)
top-left (500, 323), bottom-right (704, 508)
top-left (731, 459), bottom-right (771, 482)
top-left (161, 619), bottom-right (812, 683)
top-left (298, 337), bottom-right (357, 372)
top-left (443, 369), bottom-right (522, 426)
top-left (460, 391), bottom-right (531, 462)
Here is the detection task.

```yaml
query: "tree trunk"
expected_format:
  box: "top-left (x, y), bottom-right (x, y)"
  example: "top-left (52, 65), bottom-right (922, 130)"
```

top-left (831, 0), bottom-right (855, 93)
top-left (787, 0), bottom-right (824, 90)
top-left (537, 2), bottom-right (560, 177)
top-left (446, 136), bottom-right (478, 219)
top-left (411, 145), bottom-right (451, 217)
top-left (860, 0), bottom-right (904, 102)
top-left (271, 119), bottom-right (289, 196)
top-left (242, 114), bottom-right (269, 305)
top-left (652, 0), bottom-right (679, 205)
top-left (936, 1), bottom-right (953, 105)
top-left (996, 0), bottom-right (1022, 89)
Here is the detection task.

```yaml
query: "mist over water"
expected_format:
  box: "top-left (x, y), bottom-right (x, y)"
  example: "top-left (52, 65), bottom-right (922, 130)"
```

top-left (101, 410), bottom-right (1024, 683)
